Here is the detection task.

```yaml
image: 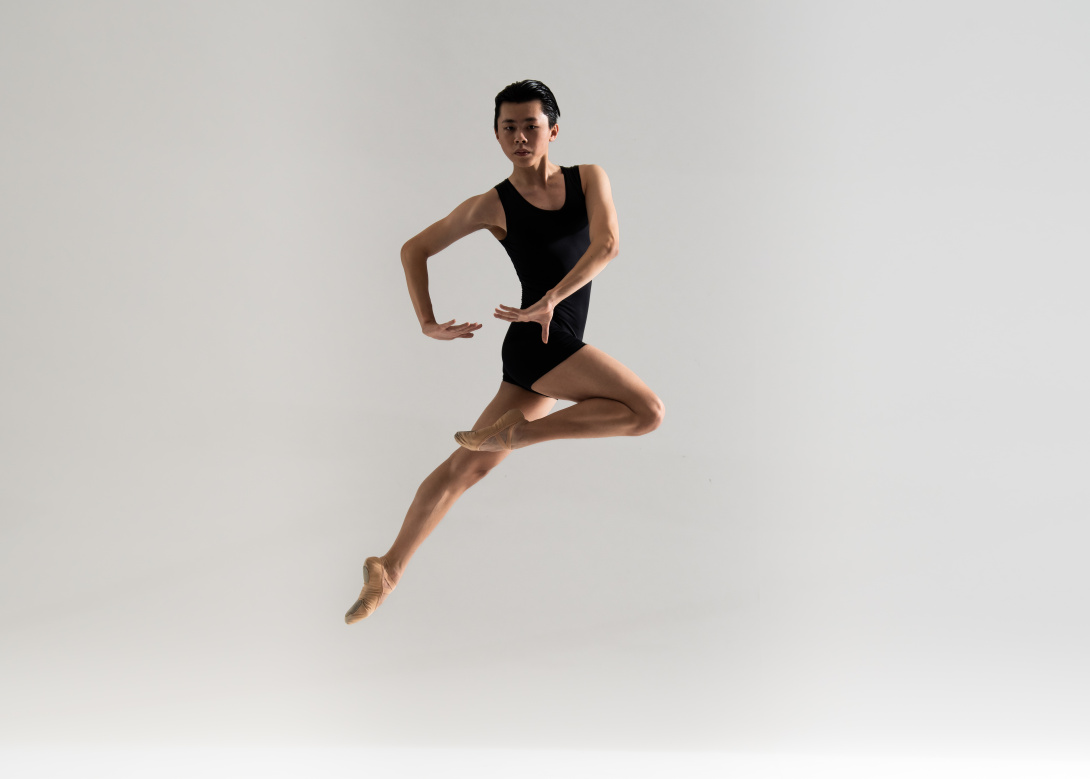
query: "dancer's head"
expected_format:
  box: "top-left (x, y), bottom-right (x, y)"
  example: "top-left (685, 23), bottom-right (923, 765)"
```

top-left (493, 79), bottom-right (560, 133)
top-left (494, 79), bottom-right (561, 164)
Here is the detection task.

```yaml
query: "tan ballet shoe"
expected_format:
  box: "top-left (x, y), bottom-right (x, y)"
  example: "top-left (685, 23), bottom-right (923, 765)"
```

top-left (345, 556), bottom-right (397, 624)
top-left (454, 408), bottom-right (526, 451)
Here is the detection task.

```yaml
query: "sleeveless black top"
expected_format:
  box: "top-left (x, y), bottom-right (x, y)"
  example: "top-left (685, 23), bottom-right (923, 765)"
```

top-left (494, 164), bottom-right (592, 341)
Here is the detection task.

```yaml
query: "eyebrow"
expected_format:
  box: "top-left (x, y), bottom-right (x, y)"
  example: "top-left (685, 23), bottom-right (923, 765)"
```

top-left (500, 118), bottom-right (540, 124)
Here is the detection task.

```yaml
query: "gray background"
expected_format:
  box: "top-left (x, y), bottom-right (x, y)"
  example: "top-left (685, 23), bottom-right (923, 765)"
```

top-left (2, 0), bottom-right (1088, 767)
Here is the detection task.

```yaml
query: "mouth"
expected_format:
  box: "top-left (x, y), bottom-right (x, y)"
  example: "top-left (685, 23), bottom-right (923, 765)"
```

top-left (514, 150), bottom-right (531, 156)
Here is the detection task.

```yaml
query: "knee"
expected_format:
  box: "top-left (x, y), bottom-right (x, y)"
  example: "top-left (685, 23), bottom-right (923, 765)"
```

top-left (634, 394), bottom-right (665, 435)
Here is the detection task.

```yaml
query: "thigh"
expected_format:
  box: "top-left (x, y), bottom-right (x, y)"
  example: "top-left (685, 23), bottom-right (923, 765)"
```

top-left (530, 344), bottom-right (657, 408)
top-left (472, 379), bottom-right (557, 428)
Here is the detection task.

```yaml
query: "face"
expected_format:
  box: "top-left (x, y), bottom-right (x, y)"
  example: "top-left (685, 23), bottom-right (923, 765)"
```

top-left (495, 100), bottom-right (558, 165)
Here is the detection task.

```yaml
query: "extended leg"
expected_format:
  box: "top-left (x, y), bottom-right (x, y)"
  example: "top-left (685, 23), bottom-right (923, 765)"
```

top-left (345, 381), bottom-right (555, 623)
top-left (379, 448), bottom-right (500, 583)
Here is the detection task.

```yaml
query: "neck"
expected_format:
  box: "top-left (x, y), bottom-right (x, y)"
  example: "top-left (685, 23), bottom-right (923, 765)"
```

top-left (510, 158), bottom-right (560, 188)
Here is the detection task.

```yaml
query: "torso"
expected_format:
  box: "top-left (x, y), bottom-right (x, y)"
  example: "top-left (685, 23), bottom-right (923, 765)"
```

top-left (482, 163), bottom-right (586, 241)
top-left (491, 163), bottom-right (594, 393)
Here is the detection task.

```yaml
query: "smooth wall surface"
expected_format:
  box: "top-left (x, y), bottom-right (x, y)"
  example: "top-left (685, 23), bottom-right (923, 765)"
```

top-left (2, 0), bottom-right (1088, 764)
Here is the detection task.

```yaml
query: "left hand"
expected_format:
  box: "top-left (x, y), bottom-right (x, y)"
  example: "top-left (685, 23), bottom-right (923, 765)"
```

top-left (494, 298), bottom-right (555, 343)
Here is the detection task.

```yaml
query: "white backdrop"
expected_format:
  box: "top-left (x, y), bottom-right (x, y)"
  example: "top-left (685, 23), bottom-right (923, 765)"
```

top-left (2, 0), bottom-right (1088, 770)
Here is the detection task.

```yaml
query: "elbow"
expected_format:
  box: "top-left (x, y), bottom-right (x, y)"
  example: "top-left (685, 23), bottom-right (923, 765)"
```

top-left (601, 237), bottom-right (619, 259)
top-left (401, 240), bottom-right (427, 265)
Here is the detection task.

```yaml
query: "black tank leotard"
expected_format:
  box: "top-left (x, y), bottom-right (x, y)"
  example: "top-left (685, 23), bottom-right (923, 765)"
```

top-left (495, 164), bottom-right (592, 398)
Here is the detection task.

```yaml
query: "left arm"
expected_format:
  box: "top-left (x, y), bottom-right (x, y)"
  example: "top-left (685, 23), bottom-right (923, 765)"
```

top-left (494, 164), bottom-right (620, 341)
top-left (542, 163), bottom-right (620, 306)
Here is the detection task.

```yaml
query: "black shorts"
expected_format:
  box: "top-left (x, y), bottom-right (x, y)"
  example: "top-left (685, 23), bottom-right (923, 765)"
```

top-left (501, 320), bottom-right (586, 398)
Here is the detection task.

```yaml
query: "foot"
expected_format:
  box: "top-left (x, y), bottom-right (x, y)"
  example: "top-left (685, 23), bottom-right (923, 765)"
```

top-left (345, 556), bottom-right (398, 624)
top-left (454, 408), bottom-right (527, 452)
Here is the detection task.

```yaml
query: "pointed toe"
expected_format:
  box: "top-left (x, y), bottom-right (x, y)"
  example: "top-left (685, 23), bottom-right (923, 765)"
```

top-left (344, 556), bottom-right (397, 624)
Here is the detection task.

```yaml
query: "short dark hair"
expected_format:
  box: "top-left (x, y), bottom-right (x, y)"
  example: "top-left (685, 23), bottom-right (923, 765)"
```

top-left (493, 79), bottom-right (560, 133)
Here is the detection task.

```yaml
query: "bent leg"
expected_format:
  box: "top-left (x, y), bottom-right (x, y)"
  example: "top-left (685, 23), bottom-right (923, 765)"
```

top-left (511, 344), bottom-right (665, 448)
top-left (378, 381), bottom-right (556, 583)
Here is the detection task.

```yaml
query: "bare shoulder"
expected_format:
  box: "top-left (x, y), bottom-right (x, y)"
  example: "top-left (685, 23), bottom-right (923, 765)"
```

top-left (574, 163), bottom-right (611, 196)
top-left (472, 186), bottom-right (505, 237)
top-left (452, 187), bottom-right (504, 230)
top-left (404, 186), bottom-right (507, 257)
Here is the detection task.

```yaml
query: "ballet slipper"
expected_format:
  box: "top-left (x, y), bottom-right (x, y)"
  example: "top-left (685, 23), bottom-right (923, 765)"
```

top-left (344, 556), bottom-right (397, 624)
top-left (454, 408), bottom-right (526, 451)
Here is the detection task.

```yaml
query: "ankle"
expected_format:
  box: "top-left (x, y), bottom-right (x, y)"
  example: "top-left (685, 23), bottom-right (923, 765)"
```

top-left (378, 554), bottom-right (404, 584)
top-left (509, 419), bottom-right (530, 449)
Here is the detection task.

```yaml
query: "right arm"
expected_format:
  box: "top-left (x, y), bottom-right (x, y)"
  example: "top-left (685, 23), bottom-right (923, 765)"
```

top-left (401, 193), bottom-right (493, 340)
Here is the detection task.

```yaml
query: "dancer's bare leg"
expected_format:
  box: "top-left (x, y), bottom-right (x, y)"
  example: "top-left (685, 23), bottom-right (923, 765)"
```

top-left (376, 381), bottom-right (556, 585)
top-left (491, 345), bottom-right (665, 450)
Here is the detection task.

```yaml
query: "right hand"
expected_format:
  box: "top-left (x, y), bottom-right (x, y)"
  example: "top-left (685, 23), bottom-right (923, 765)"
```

top-left (422, 319), bottom-right (482, 340)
